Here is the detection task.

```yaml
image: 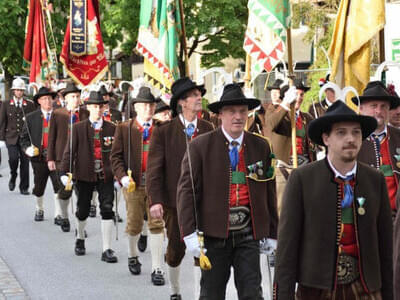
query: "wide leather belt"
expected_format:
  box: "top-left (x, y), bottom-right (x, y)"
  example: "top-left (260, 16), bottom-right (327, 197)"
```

top-left (337, 254), bottom-right (359, 285)
top-left (229, 206), bottom-right (250, 231)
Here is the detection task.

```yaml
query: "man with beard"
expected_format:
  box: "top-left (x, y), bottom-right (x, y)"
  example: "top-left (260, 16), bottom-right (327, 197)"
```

top-left (47, 82), bottom-right (89, 231)
top-left (274, 101), bottom-right (393, 299)
top-left (356, 81), bottom-right (400, 219)
top-left (146, 77), bottom-right (214, 300)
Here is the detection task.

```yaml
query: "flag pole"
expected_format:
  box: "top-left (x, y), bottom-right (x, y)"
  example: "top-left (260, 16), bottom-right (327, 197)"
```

top-left (178, 0), bottom-right (190, 76)
top-left (287, 25), bottom-right (298, 169)
top-left (244, 54), bottom-right (252, 89)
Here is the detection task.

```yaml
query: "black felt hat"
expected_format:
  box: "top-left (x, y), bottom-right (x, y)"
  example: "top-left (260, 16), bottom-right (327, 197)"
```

top-left (267, 79), bottom-right (284, 91)
top-left (308, 101), bottom-right (377, 146)
top-left (208, 83), bottom-right (260, 114)
top-left (132, 87), bottom-right (157, 104)
top-left (61, 82), bottom-right (81, 97)
top-left (99, 85), bottom-right (113, 97)
top-left (85, 91), bottom-right (108, 105)
top-left (33, 87), bottom-right (56, 104)
top-left (170, 77), bottom-right (206, 114)
top-left (351, 81), bottom-right (399, 109)
top-left (294, 79), bottom-right (310, 92)
top-left (154, 98), bottom-right (170, 114)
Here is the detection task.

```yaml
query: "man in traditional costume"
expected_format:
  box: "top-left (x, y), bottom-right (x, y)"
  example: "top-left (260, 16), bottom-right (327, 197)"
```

top-left (274, 101), bottom-right (393, 299)
top-left (146, 77), bottom-right (214, 300)
top-left (177, 83), bottom-right (278, 300)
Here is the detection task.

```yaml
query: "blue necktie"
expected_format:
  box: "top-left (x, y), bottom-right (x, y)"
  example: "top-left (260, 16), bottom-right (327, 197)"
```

top-left (46, 113), bottom-right (50, 123)
top-left (341, 175), bottom-right (354, 208)
top-left (93, 122), bottom-right (98, 129)
top-left (72, 113), bottom-right (77, 123)
top-left (229, 141), bottom-right (239, 170)
top-left (143, 123), bottom-right (150, 141)
top-left (185, 123), bottom-right (195, 138)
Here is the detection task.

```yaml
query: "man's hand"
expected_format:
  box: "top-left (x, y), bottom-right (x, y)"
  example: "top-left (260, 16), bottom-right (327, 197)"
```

top-left (60, 175), bottom-right (69, 186)
top-left (280, 86), bottom-right (297, 110)
top-left (48, 160), bottom-right (56, 171)
top-left (120, 176), bottom-right (131, 188)
top-left (183, 232), bottom-right (204, 258)
top-left (150, 203), bottom-right (164, 219)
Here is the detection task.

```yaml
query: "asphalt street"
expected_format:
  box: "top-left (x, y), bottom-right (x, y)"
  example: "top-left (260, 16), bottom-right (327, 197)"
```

top-left (0, 146), bottom-right (273, 300)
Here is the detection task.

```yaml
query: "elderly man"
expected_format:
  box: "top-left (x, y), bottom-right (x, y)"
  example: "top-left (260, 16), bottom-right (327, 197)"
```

top-left (274, 101), bottom-right (393, 299)
top-left (20, 87), bottom-right (60, 223)
top-left (177, 83), bottom-right (278, 300)
top-left (0, 77), bottom-right (36, 194)
top-left (356, 81), bottom-right (400, 218)
top-left (146, 77), bottom-right (214, 300)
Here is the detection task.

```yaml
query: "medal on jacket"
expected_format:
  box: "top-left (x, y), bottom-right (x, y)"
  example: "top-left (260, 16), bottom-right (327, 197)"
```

top-left (394, 154), bottom-right (400, 168)
top-left (357, 197), bottom-right (366, 215)
top-left (103, 136), bottom-right (113, 146)
top-left (256, 161), bottom-right (264, 176)
top-left (247, 164), bottom-right (258, 180)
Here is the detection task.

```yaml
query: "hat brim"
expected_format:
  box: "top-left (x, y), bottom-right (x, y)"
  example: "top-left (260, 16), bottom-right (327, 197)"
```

top-left (308, 114), bottom-right (377, 146)
top-left (33, 92), bottom-right (57, 103)
top-left (297, 86), bottom-right (310, 92)
top-left (351, 95), bottom-right (399, 109)
top-left (62, 89), bottom-right (81, 97)
top-left (267, 86), bottom-right (281, 91)
top-left (207, 98), bottom-right (261, 114)
top-left (86, 100), bottom-right (109, 105)
top-left (170, 85), bottom-right (206, 112)
top-left (133, 97), bottom-right (158, 104)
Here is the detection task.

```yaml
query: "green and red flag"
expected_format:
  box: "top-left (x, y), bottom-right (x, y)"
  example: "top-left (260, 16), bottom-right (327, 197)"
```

top-left (60, 0), bottom-right (108, 86)
top-left (136, 0), bottom-right (182, 93)
top-left (243, 0), bottom-right (290, 79)
top-left (23, 0), bottom-right (58, 84)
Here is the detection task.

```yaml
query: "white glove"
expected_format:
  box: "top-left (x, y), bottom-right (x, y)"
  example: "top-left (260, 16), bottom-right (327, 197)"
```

top-left (183, 232), bottom-right (204, 258)
top-left (60, 175), bottom-right (69, 186)
top-left (114, 180), bottom-right (122, 190)
top-left (281, 86), bottom-right (297, 110)
top-left (120, 176), bottom-right (131, 188)
top-left (25, 146), bottom-right (36, 157)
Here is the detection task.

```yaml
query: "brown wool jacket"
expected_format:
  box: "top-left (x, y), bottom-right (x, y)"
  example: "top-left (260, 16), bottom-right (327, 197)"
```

top-left (146, 117), bottom-right (214, 208)
top-left (111, 119), bottom-right (153, 186)
top-left (394, 192), bottom-right (400, 300)
top-left (0, 99), bottom-right (36, 145)
top-left (61, 119), bottom-right (115, 183)
top-left (274, 159), bottom-right (393, 300)
top-left (177, 128), bottom-right (278, 240)
top-left (264, 104), bottom-right (315, 164)
top-left (47, 107), bottom-right (89, 162)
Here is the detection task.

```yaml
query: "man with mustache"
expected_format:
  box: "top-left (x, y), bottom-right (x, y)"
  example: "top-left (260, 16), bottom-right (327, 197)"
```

top-left (274, 101), bottom-right (393, 299)
top-left (356, 81), bottom-right (400, 219)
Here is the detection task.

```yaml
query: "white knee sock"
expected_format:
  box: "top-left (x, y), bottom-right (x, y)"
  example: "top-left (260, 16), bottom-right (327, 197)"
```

top-left (113, 189), bottom-right (122, 214)
top-left (149, 232), bottom-right (163, 271)
top-left (128, 234), bottom-right (139, 258)
top-left (141, 220), bottom-right (148, 236)
top-left (36, 196), bottom-right (44, 211)
top-left (168, 265), bottom-right (180, 295)
top-left (91, 191), bottom-right (98, 206)
top-left (76, 219), bottom-right (87, 239)
top-left (193, 266), bottom-right (201, 299)
top-left (53, 194), bottom-right (61, 217)
top-left (101, 219), bottom-right (114, 251)
top-left (59, 197), bottom-right (69, 219)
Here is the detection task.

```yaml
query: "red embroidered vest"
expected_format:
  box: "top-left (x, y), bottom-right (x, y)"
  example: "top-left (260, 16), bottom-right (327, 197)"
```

top-left (229, 148), bottom-right (250, 207)
top-left (379, 137), bottom-right (398, 210)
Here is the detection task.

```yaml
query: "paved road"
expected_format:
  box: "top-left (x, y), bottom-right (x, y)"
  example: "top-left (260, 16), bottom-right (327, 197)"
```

top-left (0, 147), bottom-right (274, 300)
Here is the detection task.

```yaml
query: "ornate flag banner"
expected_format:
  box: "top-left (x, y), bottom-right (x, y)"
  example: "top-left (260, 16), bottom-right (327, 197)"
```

top-left (136, 0), bottom-right (182, 92)
top-left (60, 0), bottom-right (108, 86)
top-left (328, 0), bottom-right (385, 105)
top-left (70, 0), bottom-right (87, 56)
top-left (243, 0), bottom-right (290, 80)
top-left (23, 0), bottom-right (58, 84)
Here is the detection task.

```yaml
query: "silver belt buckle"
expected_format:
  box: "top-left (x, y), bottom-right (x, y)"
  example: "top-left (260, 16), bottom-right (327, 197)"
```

top-left (229, 206), bottom-right (250, 231)
top-left (337, 254), bottom-right (359, 284)
top-left (94, 160), bottom-right (103, 173)
top-left (141, 172), bottom-right (146, 186)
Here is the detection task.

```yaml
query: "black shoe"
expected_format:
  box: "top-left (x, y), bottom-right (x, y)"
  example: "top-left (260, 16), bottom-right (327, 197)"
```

top-left (75, 239), bottom-right (85, 256)
top-left (138, 234), bottom-right (147, 252)
top-left (8, 179), bottom-right (16, 191)
top-left (54, 215), bottom-right (63, 226)
top-left (89, 205), bottom-right (96, 217)
top-left (20, 189), bottom-right (30, 195)
top-left (128, 256), bottom-right (141, 275)
top-left (34, 210), bottom-right (44, 222)
top-left (170, 294), bottom-right (182, 300)
top-left (60, 218), bottom-right (70, 232)
top-left (0, 173), bottom-right (3, 177)
top-left (151, 269), bottom-right (165, 286)
top-left (75, 229), bottom-right (88, 238)
top-left (101, 249), bottom-right (118, 263)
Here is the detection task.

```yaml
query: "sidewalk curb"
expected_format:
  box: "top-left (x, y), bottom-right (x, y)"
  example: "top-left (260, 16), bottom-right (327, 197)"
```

top-left (0, 256), bottom-right (29, 299)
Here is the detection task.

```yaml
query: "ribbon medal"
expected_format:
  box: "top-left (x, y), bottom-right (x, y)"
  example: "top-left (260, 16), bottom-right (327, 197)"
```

top-left (247, 164), bottom-right (258, 180)
top-left (394, 153), bottom-right (400, 168)
top-left (256, 161), bottom-right (264, 176)
top-left (357, 197), bottom-right (366, 215)
top-left (103, 136), bottom-right (113, 146)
